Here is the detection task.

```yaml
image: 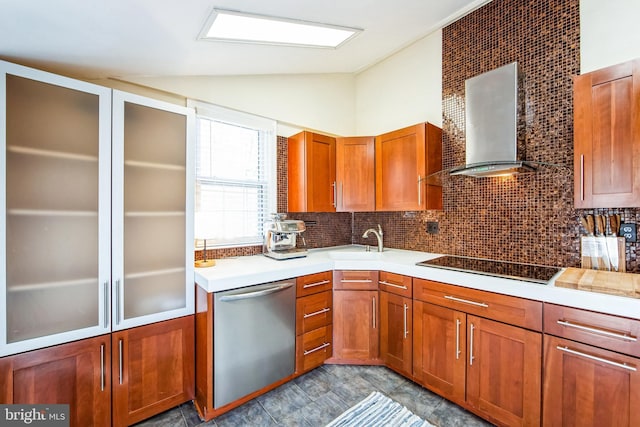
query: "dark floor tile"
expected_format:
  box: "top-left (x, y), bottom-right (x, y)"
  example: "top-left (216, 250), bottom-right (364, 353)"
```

top-left (292, 366), bottom-right (334, 400)
top-left (298, 391), bottom-right (351, 426)
top-left (356, 366), bottom-right (411, 394)
top-left (132, 406), bottom-right (185, 427)
top-left (257, 381), bottom-right (313, 422)
top-left (213, 399), bottom-right (276, 427)
top-left (180, 402), bottom-right (203, 427)
top-left (327, 372), bottom-right (378, 407)
top-left (320, 363), bottom-right (364, 383)
top-left (429, 399), bottom-right (494, 427)
top-left (387, 380), bottom-right (444, 421)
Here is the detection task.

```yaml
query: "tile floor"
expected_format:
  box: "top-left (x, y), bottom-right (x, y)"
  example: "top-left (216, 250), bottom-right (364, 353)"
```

top-left (135, 364), bottom-right (493, 427)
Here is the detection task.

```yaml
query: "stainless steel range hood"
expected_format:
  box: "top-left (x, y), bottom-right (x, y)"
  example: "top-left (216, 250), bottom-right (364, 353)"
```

top-left (450, 62), bottom-right (536, 178)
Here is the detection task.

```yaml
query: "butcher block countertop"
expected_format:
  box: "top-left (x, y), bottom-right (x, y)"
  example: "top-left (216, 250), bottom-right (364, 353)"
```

top-left (195, 246), bottom-right (640, 320)
top-left (555, 267), bottom-right (640, 299)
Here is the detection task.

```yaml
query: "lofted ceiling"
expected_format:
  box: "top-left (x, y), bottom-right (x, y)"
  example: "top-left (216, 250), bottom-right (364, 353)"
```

top-left (0, 0), bottom-right (490, 79)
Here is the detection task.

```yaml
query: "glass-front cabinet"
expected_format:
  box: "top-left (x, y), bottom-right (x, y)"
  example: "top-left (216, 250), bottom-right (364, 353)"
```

top-left (0, 61), bottom-right (195, 356)
top-left (1, 61), bottom-right (112, 356)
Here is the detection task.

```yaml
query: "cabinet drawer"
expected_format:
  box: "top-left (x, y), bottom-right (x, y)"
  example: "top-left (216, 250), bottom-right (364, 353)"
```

top-left (296, 291), bottom-right (332, 335)
top-left (296, 271), bottom-right (332, 297)
top-left (379, 271), bottom-right (412, 297)
top-left (544, 303), bottom-right (640, 357)
top-left (296, 325), bottom-right (332, 373)
top-left (333, 270), bottom-right (379, 290)
top-left (413, 279), bottom-right (542, 331)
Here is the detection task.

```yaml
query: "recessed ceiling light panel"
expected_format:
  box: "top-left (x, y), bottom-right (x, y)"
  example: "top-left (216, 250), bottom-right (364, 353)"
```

top-left (198, 9), bottom-right (362, 48)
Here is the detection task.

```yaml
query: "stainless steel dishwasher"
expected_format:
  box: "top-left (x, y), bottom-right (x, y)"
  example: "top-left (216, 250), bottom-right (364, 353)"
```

top-left (213, 279), bottom-right (296, 408)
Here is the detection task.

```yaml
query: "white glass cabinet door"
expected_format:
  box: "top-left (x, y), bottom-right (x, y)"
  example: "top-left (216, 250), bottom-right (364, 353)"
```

top-left (111, 90), bottom-right (194, 331)
top-left (0, 60), bottom-right (112, 357)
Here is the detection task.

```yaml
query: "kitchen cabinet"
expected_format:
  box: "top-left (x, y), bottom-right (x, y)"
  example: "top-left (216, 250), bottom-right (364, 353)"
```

top-left (543, 304), bottom-right (640, 426)
top-left (295, 271), bottom-right (333, 373)
top-left (0, 60), bottom-right (195, 425)
top-left (336, 136), bottom-right (375, 211)
top-left (112, 316), bottom-right (194, 426)
top-left (413, 279), bottom-right (542, 427)
top-left (379, 272), bottom-right (413, 376)
top-left (331, 270), bottom-right (380, 363)
top-left (0, 335), bottom-right (112, 427)
top-left (375, 122), bottom-right (442, 211)
top-left (288, 131), bottom-right (336, 212)
top-left (574, 58), bottom-right (640, 208)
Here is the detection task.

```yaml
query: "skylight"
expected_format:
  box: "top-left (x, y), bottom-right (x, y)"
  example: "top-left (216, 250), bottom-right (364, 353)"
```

top-left (199, 9), bottom-right (361, 48)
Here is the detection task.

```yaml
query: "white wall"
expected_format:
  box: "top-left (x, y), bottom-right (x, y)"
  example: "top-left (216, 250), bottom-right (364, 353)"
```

top-left (580, 0), bottom-right (640, 73)
top-left (124, 73), bottom-right (356, 137)
top-left (354, 30), bottom-right (442, 136)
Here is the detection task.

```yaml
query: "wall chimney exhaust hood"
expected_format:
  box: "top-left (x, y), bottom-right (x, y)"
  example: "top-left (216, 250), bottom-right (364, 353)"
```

top-left (450, 62), bottom-right (536, 178)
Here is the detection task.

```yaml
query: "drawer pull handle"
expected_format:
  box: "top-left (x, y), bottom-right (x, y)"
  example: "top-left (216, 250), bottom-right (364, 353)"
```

top-left (444, 295), bottom-right (489, 308)
top-left (455, 318), bottom-right (461, 360)
top-left (118, 339), bottom-right (124, 385)
top-left (100, 344), bottom-right (105, 391)
top-left (304, 307), bottom-right (331, 318)
top-left (303, 280), bottom-right (330, 289)
top-left (380, 280), bottom-right (407, 290)
top-left (469, 323), bottom-right (475, 366)
top-left (341, 279), bottom-right (373, 283)
top-left (304, 342), bottom-right (331, 355)
top-left (557, 320), bottom-right (637, 342)
top-left (372, 296), bottom-right (377, 329)
top-left (403, 304), bottom-right (409, 339)
top-left (556, 346), bottom-right (637, 372)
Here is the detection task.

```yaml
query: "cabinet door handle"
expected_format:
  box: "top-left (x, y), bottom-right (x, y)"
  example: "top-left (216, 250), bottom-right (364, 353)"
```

top-left (417, 175), bottom-right (422, 206)
top-left (340, 182), bottom-right (344, 209)
top-left (341, 279), bottom-right (373, 283)
top-left (100, 344), bottom-right (105, 391)
top-left (372, 296), bottom-right (377, 329)
top-left (556, 345), bottom-right (636, 372)
top-left (557, 320), bottom-right (637, 342)
top-left (304, 307), bottom-right (331, 318)
top-left (469, 323), bottom-right (475, 366)
top-left (580, 154), bottom-right (585, 201)
top-left (303, 280), bottom-right (330, 289)
top-left (332, 181), bottom-right (337, 208)
top-left (115, 279), bottom-right (122, 325)
top-left (118, 339), bottom-right (124, 385)
top-left (455, 318), bottom-right (461, 360)
top-left (103, 281), bottom-right (109, 328)
top-left (444, 295), bottom-right (489, 308)
top-left (403, 304), bottom-right (409, 339)
top-left (304, 342), bottom-right (331, 356)
top-left (379, 280), bottom-right (407, 290)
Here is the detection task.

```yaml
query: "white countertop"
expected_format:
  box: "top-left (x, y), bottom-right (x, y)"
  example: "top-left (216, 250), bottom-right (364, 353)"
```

top-left (195, 245), bottom-right (640, 320)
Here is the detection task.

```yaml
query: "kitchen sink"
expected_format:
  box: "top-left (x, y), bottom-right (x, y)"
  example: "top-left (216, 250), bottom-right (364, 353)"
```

top-left (328, 246), bottom-right (387, 260)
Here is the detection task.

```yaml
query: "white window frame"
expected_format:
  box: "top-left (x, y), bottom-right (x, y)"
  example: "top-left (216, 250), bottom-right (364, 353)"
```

top-left (188, 100), bottom-right (276, 248)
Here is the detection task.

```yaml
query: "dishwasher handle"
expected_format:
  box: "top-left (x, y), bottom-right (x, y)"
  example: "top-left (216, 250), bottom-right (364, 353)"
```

top-left (219, 282), bottom-right (294, 302)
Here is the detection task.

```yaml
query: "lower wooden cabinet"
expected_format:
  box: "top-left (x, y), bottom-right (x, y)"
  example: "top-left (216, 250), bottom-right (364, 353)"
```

top-left (295, 285), bottom-right (333, 374)
top-left (112, 316), bottom-right (195, 426)
top-left (543, 335), bottom-right (640, 427)
top-left (379, 291), bottom-right (412, 376)
top-left (0, 334), bottom-right (111, 427)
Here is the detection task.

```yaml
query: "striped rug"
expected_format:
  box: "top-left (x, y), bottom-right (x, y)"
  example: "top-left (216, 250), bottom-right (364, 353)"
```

top-left (326, 391), bottom-right (435, 427)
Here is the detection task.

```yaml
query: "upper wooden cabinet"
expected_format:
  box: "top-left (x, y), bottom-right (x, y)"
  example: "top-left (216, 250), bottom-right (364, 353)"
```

top-left (288, 131), bottom-right (336, 212)
top-left (375, 122), bottom-right (442, 211)
top-left (336, 136), bottom-right (375, 212)
top-left (574, 58), bottom-right (640, 208)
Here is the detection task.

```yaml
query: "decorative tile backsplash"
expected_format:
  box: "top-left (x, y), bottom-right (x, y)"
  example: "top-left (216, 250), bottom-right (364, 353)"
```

top-left (198, 0), bottom-right (640, 272)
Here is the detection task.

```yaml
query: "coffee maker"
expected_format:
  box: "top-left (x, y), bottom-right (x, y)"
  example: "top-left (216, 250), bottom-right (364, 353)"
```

top-left (263, 214), bottom-right (308, 260)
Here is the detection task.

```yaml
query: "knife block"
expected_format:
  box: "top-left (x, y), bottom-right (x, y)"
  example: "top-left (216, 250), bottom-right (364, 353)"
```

top-left (580, 236), bottom-right (626, 272)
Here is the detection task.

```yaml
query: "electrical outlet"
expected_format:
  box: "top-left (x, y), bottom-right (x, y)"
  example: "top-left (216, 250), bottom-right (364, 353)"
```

top-left (426, 221), bottom-right (439, 234)
top-left (620, 223), bottom-right (637, 242)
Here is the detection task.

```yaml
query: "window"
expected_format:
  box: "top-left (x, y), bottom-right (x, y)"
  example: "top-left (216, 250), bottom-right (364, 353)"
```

top-left (189, 101), bottom-right (276, 248)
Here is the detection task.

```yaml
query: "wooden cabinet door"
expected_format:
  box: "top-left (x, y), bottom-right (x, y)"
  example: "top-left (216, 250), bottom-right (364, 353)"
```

top-left (375, 123), bottom-right (442, 211)
top-left (412, 301), bottom-right (466, 404)
top-left (287, 131), bottom-right (336, 212)
top-left (0, 335), bottom-right (111, 427)
top-left (336, 136), bottom-right (375, 212)
top-left (380, 291), bottom-right (412, 376)
top-left (112, 316), bottom-right (194, 426)
top-left (574, 58), bottom-right (640, 208)
top-left (543, 335), bottom-right (640, 427)
top-left (332, 290), bottom-right (379, 362)
top-left (466, 315), bottom-right (541, 427)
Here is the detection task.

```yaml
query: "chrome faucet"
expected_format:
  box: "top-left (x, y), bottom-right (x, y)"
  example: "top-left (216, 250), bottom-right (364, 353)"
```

top-left (362, 224), bottom-right (384, 252)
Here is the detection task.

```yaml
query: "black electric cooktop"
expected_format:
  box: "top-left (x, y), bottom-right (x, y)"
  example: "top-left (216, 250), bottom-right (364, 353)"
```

top-left (416, 255), bottom-right (561, 284)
